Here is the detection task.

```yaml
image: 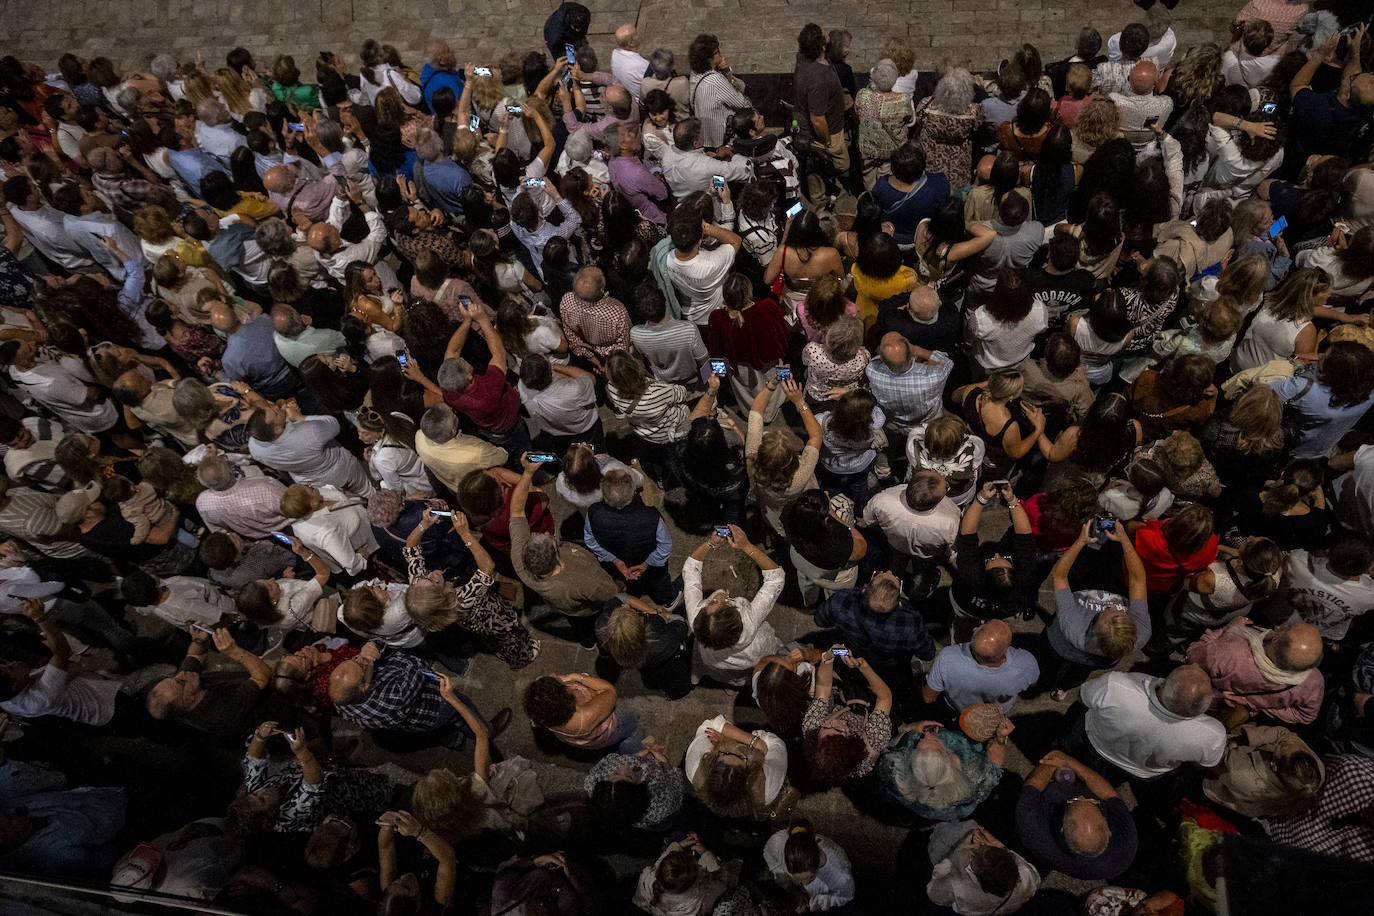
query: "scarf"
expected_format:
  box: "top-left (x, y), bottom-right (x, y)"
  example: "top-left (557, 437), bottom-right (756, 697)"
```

top-left (1240, 626), bottom-right (1312, 687)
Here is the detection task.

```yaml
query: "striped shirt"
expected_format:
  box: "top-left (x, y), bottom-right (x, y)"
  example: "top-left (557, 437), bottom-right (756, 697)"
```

top-left (630, 320), bottom-right (708, 383)
top-left (606, 380), bottom-right (693, 443)
top-left (559, 293), bottom-right (632, 360)
top-left (0, 487), bottom-right (85, 558)
top-left (689, 70), bottom-right (750, 148)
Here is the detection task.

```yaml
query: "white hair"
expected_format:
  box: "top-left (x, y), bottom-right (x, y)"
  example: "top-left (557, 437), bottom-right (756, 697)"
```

top-left (892, 740), bottom-right (973, 810)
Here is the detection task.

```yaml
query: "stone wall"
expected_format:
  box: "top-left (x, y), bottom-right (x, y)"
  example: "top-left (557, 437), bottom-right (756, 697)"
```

top-left (3, 0), bottom-right (1239, 77)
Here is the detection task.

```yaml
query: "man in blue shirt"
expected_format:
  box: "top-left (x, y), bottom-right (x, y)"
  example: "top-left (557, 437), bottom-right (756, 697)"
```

top-left (419, 40), bottom-right (464, 112)
top-left (414, 128), bottom-right (471, 216)
top-left (209, 300), bottom-right (297, 400)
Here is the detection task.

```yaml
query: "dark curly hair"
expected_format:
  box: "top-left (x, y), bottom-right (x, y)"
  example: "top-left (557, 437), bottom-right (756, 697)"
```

top-left (522, 676), bottom-right (576, 729)
top-left (803, 730), bottom-right (869, 786)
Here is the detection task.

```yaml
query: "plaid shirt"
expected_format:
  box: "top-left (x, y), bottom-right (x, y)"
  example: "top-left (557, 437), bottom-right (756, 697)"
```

top-left (1269, 755), bottom-right (1374, 864)
top-left (196, 475), bottom-right (289, 540)
top-left (336, 651), bottom-right (445, 732)
top-left (815, 587), bottom-right (936, 663)
top-left (865, 352), bottom-right (954, 428)
top-left (559, 292), bottom-right (632, 361)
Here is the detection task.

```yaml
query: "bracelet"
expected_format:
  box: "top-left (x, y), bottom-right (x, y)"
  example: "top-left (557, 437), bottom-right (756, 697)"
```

top-left (748, 735), bottom-right (760, 748)
top-left (977, 495), bottom-right (991, 505)
top-left (799, 404), bottom-right (812, 413)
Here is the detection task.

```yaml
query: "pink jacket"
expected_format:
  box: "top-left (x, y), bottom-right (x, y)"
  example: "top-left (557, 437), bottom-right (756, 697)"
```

top-left (1185, 627), bottom-right (1324, 725)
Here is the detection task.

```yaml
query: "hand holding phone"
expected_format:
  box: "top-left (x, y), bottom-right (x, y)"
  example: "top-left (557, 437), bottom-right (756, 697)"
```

top-left (711, 174), bottom-right (725, 191)
top-left (1269, 215), bottom-right (1288, 238)
top-left (469, 114), bottom-right (481, 132)
top-left (709, 358), bottom-right (727, 376)
top-left (775, 366), bottom-right (792, 381)
top-left (472, 67), bottom-right (492, 77)
top-left (786, 201), bottom-right (804, 219)
top-left (831, 648), bottom-right (852, 657)
top-left (430, 510), bottom-right (453, 518)
top-left (527, 452), bottom-right (556, 464)
top-left (565, 43), bottom-right (577, 65)
top-left (714, 525), bottom-right (732, 538)
top-left (270, 532), bottom-right (292, 546)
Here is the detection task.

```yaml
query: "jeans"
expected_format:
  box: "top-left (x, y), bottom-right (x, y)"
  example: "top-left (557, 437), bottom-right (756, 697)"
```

top-left (484, 419), bottom-right (533, 468)
top-left (51, 598), bottom-right (136, 655)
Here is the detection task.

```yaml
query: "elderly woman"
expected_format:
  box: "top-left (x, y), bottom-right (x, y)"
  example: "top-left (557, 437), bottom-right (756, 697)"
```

top-left (280, 483), bottom-right (379, 575)
top-left (877, 718), bottom-right (1012, 821)
top-left (172, 377), bottom-right (265, 452)
top-left (802, 649), bottom-right (893, 787)
top-left (913, 67), bottom-right (983, 190)
top-left (405, 508), bottom-right (539, 668)
top-left (802, 315), bottom-right (869, 408)
top-left (855, 59), bottom-right (915, 190)
top-left (685, 715), bottom-right (795, 821)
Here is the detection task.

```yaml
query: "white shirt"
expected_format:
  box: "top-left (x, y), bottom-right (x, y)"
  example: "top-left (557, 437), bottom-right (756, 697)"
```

top-left (683, 556), bottom-right (785, 685)
top-left (684, 714), bottom-right (787, 803)
top-left (195, 121), bottom-right (248, 162)
top-left (9, 356), bottom-right (117, 433)
top-left (662, 243), bottom-right (736, 324)
top-left (1283, 549), bottom-right (1374, 641)
top-left (518, 375), bottom-right (599, 436)
top-left (861, 486), bottom-right (960, 559)
top-left (0, 664), bottom-right (119, 726)
top-left (611, 48), bottom-right (651, 99)
top-left (135, 576), bottom-right (236, 629)
top-left (275, 578), bottom-right (324, 631)
top-left (359, 63), bottom-right (421, 106)
top-left (368, 435), bottom-right (434, 496)
top-left (290, 485), bottom-right (379, 575)
top-left (1081, 671), bottom-right (1226, 779)
top-left (317, 206), bottom-right (389, 282)
top-left (336, 580), bottom-right (424, 648)
top-left (1337, 443), bottom-right (1374, 540)
top-left (1107, 27), bottom-right (1178, 68)
top-left (763, 831), bottom-right (855, 911)
top-left (658, 144), bottom-right (753, 200)
top-left (54, 122), bottom-right (86, 160)
top-left (1222, 49), bottom-right (1280, 88)
top-left (8, 203), bottom-right (94, 271)
top-left (967, 303), bottom-right (1048, 370)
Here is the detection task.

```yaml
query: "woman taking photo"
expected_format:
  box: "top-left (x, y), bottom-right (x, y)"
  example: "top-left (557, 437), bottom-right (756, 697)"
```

top-left (705, 274), bottom-right (790, 422)
top-left (802, 648), bottom-right (893, 787)
top-left (782, 490), bottom-right (866, 606)
top-left (747, 378), bottom-right (822, 539)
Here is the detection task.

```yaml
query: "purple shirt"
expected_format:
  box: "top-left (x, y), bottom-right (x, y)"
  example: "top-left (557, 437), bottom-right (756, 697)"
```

top-left (607, 155), bottom-right (668, 224)
top-left (561, 71), bottom-right (638, 136)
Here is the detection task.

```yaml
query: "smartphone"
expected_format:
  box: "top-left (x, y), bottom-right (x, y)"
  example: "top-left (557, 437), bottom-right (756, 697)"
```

top-left (709, 358), bottom-right (727, 376)
top-left (421, 671), bottom-right (442, 679)
top-left (270, 532), bottom-right (292, 546)
top-left (1143, 116), bottom-right (1158, 128)
top-left (564, 43), bottom-right (577, 65)
top-left (473, 67), bottom-right (492, 77)
top-left (714, 525), bottom-right (732, 538)
top-left (469, 114), bottom-right (481, 132)
top-left (1097, 516), bottom-right (1116, 531)
top-left (786, 201), bottom-right (804, 218)
top-left (1269, 215), bottom-right (1288, 238)
top-left (287, 121), bottom-right (304, 132)
top-left (775, 366), bottom-right (792, 381)
top-left (1260, 102), bottom-right (1277, 115)
top-left (1189, 219), bottom-right (1198, 228)
top-left (562, 71), bottom-right (572, 85)
top-left (430, 510), bottom-right (453, 517)
top-left (832, 648), bottom-right (852, 657)
top-left (459, 295), bottom-right (472, 307)
top-left (991, 479), bottom-right (1011, 490)
top-left (528, 453), bottom-right (556, 463)
top-left (525, 177), bottom-right (546, 188)
top-left (397, 351), bottom-right (408, 367)
top-left (284, 732), bottom-right (298, 743)
top-left (506, 104), bottom-right (522, 115)
top-left (190, 623), bottom-right (215, 635)
top-left (711, 174), bottom-right (725, 190)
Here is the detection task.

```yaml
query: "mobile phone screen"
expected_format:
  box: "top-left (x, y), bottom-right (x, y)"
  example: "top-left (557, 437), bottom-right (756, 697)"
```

top-left (710, 359), bottom-right (727, 375)
top-left (712, 174), bottom-right (725, 190)
top-left (1269, 215), bottom-right (1288, 238)
top-left (507, 105), bottom-right (522, 115)
top-left (287, 122), bottom-right (304, 132)
top-left (270, 532), bottom-right (291, 546)
top-left (528, 453), bottom-right (556, 463)
top-left (775, 366), bottom-right (792, 381)
top-left (832, 648), bottom-right (851, 657)
top-left (786, 201), bottom-right (804, 218)
top-left (473, 67), bottom-right (492, 77)
top-left (397, 352), bottom-right (408, 366)
top-left (565, 44), bottom-right (577, 65)
top-left (714, 526), bottom-right (731, 537)
top-left (430, 510), bottom-right (453, 517)
top-left (469, 115), bottom-right (481, 131)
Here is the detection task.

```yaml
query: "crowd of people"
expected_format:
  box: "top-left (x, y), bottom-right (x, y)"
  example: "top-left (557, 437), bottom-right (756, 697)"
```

top-left (2, 0), bottom-right (1374, 912)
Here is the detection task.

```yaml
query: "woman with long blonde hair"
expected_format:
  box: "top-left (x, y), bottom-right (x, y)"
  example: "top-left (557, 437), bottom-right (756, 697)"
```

top-left (213, 67), bottom-right (258, 117)
top-left (1229, 268), bottom-right (1329, 372)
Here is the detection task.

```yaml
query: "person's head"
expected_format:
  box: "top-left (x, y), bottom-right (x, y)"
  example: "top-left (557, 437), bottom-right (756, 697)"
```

top-left (905, 470), bottom-right (948, 512)
top-left (997, 189), bottom-right (1030, 228)
top-left (1236, 536), bottom-right (1285, 597)
top-left (418, 405), bottom-right (459, 445)
top-left (1040, 332), bottom-right (1081, 381)
top-left (606, 349), bottom-right (650, 400)
top-left (1194, 297), bottom-right (1243, 345)
top-left (829, 388), bottom-right (879, 443)
top-left (1319, 340), bottom-right (1374, 409)
top-left (1073, 99), bottom-right (1120, 149)
top-left (591, 763), bottom-right (651, 827)
top-left (692, 587), bottom-right (744, 650)
top-left (1157, 353), bottom-right (1215, 407)
top-left (667, 203), bottom-right (705, 252)
top-left (985, 268), bottom-right (1033, 325)
top-left (1240, 18), bottom-right (1275, 57)
top-left (1159, 663), bottom-right (1213, 717)
top-left (435, 357), bottom-right (475, 395)
top-left (1260, 458), bottom-right (1323, 514)
top-left (1274, 746), bottom-right (1323, 796)
top-left (1327, 538), bottom-right (1374, 580)
top-left (1062, 795), bottom-right (1112, 857)
top-left (522, 676), bottom-right (576, 729)
top-left (985, 369), bottom-right (1024, 404)
top-left (797, 22), bottom-right (827, 61)
top-left (1016, 88), bottom-right (1052, 133)
top-left (1064, 62), bottom-right (1093, 101)
top-left (891, 729), bottom-right (973, 810)
top-left (599, 601), bottom-right (648, 668)
top-left (145, 668), bottom-right (202, 719)
top-left (780, 820), bottom-right (824, 884)
top-left (409, 767), bottom-right (481, 845)
top-left (1163, 503), bottom-right (1215, 556)
top-left (225, 783), bottom-right (284, 837)
top-left (869, 58), bottom-right (900, 94)
top-left (1119, 22), bottom-right (1150, 61)
top-left (754, 658), bottom-right (812, 731)
top-left (1336, 228), bottom-right (1374, 280)
top-left (863, 570), bottom-right (904, 614)
top-left (280, 483), bottom-right (324, 520)
top-left (1127, 60), bottom-right (1158, 96)
top-left (688, 34), bottom-right (722, 74)
top-left (890, 142), bottom-right (926, 184)
top-left (803, 725), bottom-right (868, 787)
top-left (856, 230), bottom-right (902, 280)
top-left (823, 315), bottom-right (864, 365)
top-left (1266, 620), bottom-right (1324, 673)
top-left (651, 848), bottom-right (702, 903)
top-left (908, 285), bottom-right (942, 323)
top-left (1089, 604), bottom-right (1139, 663)
top-left (970, 619), bottom-right (1012, 666)
top-left (304, 815), bottom-right (360, 871)
top-left (599, 467), bottom-right (637, 511)
top-left (509, 192), bottom-right (540, 232)
top-left (995, 61), bottom-right (1026, 100)
top-left (931, 67), bottom-right (976, 111)
top-left (405, 579), bottom-right (462, 632)
top-left (921, 414), bottom-right (968, 461)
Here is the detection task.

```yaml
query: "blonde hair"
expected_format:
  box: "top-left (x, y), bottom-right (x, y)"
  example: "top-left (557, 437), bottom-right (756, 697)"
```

top-left (279, 484), bottom-right (316, 519)
top-left (986, 369), bottom-right (1024, 402)
top-left (341, 588), bottom-right (385, 633)
top-left (752, 430), bottom-right (801, 495)
top-left (471, 74), bottom-right (506, 114)
top-left (410, 767), bottom-right (481, 844)
top-left (882, 37), bottom-right (915, 77)
top-left (1159, 430), bottom-right (1205, 479)
top-left (1065, 63), bottom-right (1092, 99)
top-left (214, 67), bottom-right (253, 114)
top-left (1196, 297), bottom-right (1242, 343)
top-left (600, 604), bottom-right (647, 668)
top-left (1074, 99), bottom-right (1120, 148)
top-left (182, 72), bottom-right (215, 107)
top-left (1265, 268), bottom-right (1330, 323)
top-left (1216, 253), bottom-right (1270, 307)
top-left (1169, 43), bottom-right (1224, 112)
top-left (892, 741), bottom-right (973, 810)
top-left (923, 414), bottom-right (968, 459)
top-left (1229, 385), bottom-right (1284, 454)
top-left (1093, 610), bottom-right (1139, 662)
top-left (404, 582), bottom-right (461, 631)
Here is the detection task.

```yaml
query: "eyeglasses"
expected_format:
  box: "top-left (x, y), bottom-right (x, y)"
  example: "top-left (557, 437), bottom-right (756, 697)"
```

top-left (920, 724), bottom-right (941, 736)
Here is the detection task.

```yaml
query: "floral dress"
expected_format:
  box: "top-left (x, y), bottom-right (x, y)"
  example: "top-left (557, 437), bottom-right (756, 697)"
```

top-left (913, 99), bottom-right (983, 190)
top-left (240, 755), bottom-right (393, 833)
top-left (0, 250), bottom-right (33, 310)
top-left (802, 694), bottom-right (892, 778)
top-left (403, 545), bottom-right (538, 668)
top-left (584, 753), bottom-right (687, 830)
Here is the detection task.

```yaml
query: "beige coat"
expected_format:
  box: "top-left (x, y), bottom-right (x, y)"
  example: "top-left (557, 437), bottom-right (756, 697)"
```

top-left (1202, 723), bottom-right (1323, 817)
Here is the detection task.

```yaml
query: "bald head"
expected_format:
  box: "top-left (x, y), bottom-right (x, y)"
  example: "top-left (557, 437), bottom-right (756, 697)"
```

top-left (605, 86), bottom-right (632, 119)
top-left (970, 620), bottom-right (1012, 665)
top-left (1352, 73), bottom-right (1374, 108)
top-left (616, 24), bottom-right (640, 50)
top-left (307, 222), bottom-right (340, 254)
top-left (880, 332), bottom-right (914, 371)
top-left (328, 662), bottom-right (365, 707)
top-left (908, 285), bottom-right (941, 321)
top-left (1270, 622), bottom-right (1324, 673)
top-left (1159, 664), bottom-right (1213, 718)
top-left (87, 146), bottom-right (123, 174)
top-left (271, 303), bottom-right (306, 338)
top-left (1062, 800), bottom-right (1111, 857)
top-left (1128, 61), bottom-right (1157, 95)
top-left (208, 300), bottom-right (240, 334)
top-left (572, 266), bottom-right (606, 303)
top-left (262, 165), bottom-right (296, 195)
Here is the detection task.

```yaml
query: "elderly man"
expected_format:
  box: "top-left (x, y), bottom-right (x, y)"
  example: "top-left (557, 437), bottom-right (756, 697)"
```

top-left (1110, 61), bottom-right (1173, 151)
top-left (414, 405), bottom-right (507, 493)
top-left (586, 468), bottom-right (676, 606)
top-left (1185, 619), bottom-right (1325, 726)
top-left (876, 285), bottom-right (963, 356)
top-left (816, 570), bottom-right (935, 705)
top-left (560, 78), bottom-right (638, 139)
top-left (413, 127), bottom-right (470, 217)
top-left (560, 267), bottom-right (632, 371)
top-left (1289, 26), bottom-right (1374, 160)
top-left (146, 626), bottom-right (274, 744)
top-left (111, 367), bottom-right (198, 448)
top-left (2, 175), bottom-right (95, 272)
top-left (329, 643), bottom-right (480, 747)
top-left (862, 471), bottom-right (962, 573)
top-left (195, 453), bottom-right (289, 539)
top-left (866, 332), bottom-right (953, 433)
top-left (419, 39), bottom-right (464, 111)
top-left (1079, 664), bottom-right (1227, 780)
top-left (658, 117), bottom-right (752, 200)
top-left (50, 184), bottom-right (141, 282)
top-left (262, 118), bottom-right (349, 223)
top-left (611, 24), bottom-right (651, 98)
top-left (510, 456), bottom-right (617, 637)
top-left (0, 339), bottom-right (117, 434)
top-left (247, 403), bottom-right (374, 497)
top-left (1017, 750), bottom-right (1137, 880)
top-left (194, 97), bottom-right (247, 162)
top-left (604, 122), bottom-right (667, 225)
top-left (924, 620), bottom-right (1040, 713)
top-left (683, 523), bottom-right (784, 687)
top-left (438, 303), bottom-right (529, 456)
top-left (209, 299), bottom-right (297, 399)
top-left (309, 181), bottom-right (388, 283)
top-left (271, 303), bottom-right (346, 368)
top-left (662, 204), bottom-right (742, 326)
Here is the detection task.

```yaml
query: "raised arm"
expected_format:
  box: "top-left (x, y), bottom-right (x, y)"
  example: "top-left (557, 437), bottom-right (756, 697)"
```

top-left (1051, 523), bottom-right (1091, 590)
top-left (212, 627), bottom-right (271, 687)
top-left (23, 599), bottom-right (70, 670)
top-left (1108, 522), bottom-right (1148, 601)
top-left (961, 481), bottom-right (996, 535)
top-left (453, 511), bottom-right (494, 575)
top-left (437, 674), bottom-right (490, 778)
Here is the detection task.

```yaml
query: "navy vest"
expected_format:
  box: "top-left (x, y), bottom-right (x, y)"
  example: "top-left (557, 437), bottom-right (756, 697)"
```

top-left (586, 497), bottom-right (660, 565)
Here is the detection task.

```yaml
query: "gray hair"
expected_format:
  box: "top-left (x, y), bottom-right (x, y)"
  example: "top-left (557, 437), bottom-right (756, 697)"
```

top-left (892, 740), bottom-right (974, 810)
top-left (1160, 664), bottom-right (1213, 718)
top-left (419, 405), bottom-right (459, 444)
top-left (523, 534), bottom-right (561, 578)
top-left (648, 48), bottom-right (674, 80)
top-left (932, 68), bottom-right (976, 111)
top-left (148, 53), bottom-right (179, 82)
top-left (254, 217), bottom-right (294, 258)
top-left (313, 118), bottom-right (345, 154)
top-left (115, 86), bottom-right (142, 116)
top-left (436, 358), bottom-right (473, 392)
top-left (414, 127), bottom-right (444, 163)
top-left (195, 97), bottom-right (225, 125)
top-left (600, 122), bottom-right (623, 154)
top-left (196, 454), bottom-right (236, 491)
top-left (564, 128), bottom-right (593, 164)
top-left (573, 267), bottom-right (606, 303)
top-left (870, 59), bottom-right (900, 93)
top-left (601, 468), bottom-right (636, 509)
top-left (824, 314), bottom-right (865, 363)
